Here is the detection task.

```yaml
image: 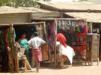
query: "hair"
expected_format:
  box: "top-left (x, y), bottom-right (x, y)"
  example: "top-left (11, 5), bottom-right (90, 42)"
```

top-left (34, 32), bottom-right (38, 36)
top-left (31, 32), bottom-right (38, 38)
top-left (20, 33), bottom-right (26, 39)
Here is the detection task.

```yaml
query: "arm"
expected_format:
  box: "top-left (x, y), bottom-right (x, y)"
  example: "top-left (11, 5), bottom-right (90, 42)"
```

top-left (40, 38), bottom-right (46, 45)
top-left (28, 39), bottom-right (32, 48)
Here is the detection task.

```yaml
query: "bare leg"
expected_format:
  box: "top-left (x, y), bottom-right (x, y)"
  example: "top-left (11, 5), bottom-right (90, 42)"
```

top-left (35, 60), bottom-right (40, 72)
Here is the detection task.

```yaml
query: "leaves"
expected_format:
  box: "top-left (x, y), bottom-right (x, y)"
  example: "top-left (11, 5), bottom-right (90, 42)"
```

top-left (79, 0), bottom-right (88, 1)
top-left (0, 0), bottom-right (40, 7)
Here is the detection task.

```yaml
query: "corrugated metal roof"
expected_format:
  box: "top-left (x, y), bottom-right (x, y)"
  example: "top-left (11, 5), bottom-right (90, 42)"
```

top-left (38, 2), bottom-right (101, 11)
top-left (0, 6), bottom-right (32, 14)
top-left (65, 12), bottom-right (101, 23)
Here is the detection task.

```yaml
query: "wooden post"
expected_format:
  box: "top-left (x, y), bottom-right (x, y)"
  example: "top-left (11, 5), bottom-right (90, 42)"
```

top-left (43, 22), bottom-right (47, 41)
top-left (54, 19), bottom-right (57, 68)
top-left (89, 22), bottom-right (93, 33)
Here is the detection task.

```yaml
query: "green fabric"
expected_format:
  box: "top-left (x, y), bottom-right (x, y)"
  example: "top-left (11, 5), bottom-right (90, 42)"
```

top-left (19, 39), bottom-right (29, 50)
top-left (7, 28), bottom-right (16, 72)
top-left (75, 27), bottom-right (80, 32)
top-left (19, 39), bottom-right (30, 63)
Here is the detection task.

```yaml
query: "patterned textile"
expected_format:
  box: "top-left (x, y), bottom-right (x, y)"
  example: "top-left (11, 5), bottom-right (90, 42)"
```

top-left (32, 48), bottom-right (42, 62)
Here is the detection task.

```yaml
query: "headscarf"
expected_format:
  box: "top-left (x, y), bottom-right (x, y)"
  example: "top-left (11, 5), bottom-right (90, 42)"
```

top-left (57, 33), bottom-right (67, 47)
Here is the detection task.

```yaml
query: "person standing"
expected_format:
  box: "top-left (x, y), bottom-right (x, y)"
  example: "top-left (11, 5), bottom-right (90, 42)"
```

top-left (28, 32), bottom-right (46, 72)
top-left (19, 33), bottom-right (30, 64)
top-left (56, 33), bottom-right (75, 68)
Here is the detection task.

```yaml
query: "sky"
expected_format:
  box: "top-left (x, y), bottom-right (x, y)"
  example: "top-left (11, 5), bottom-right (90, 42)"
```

top-left (51, 0), bottom-right (78, 2)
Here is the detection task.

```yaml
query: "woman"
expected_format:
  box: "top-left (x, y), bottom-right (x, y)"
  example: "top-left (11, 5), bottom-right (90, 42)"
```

top-left (56, 33), bottom-right (75, 68)
top-left (19, 33), bottom-right (30, 63)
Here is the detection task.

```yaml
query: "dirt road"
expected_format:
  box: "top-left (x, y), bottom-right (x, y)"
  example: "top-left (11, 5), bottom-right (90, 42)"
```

top-left (0, 62), bottom-right (101, 75)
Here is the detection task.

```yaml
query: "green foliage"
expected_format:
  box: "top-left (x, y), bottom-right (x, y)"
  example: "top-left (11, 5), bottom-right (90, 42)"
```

top-left (0, 0), bottom-right (10, 6)
top-left (0, 0), bottom-right (40, 7)
top-left (79, 0), bottom-right (88, 1)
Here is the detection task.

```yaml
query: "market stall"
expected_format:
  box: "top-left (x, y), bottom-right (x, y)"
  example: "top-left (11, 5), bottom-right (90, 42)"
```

top-left (0, 22), bottom-right (47, 72)
top-left (56, 18), bottom-right (88, 63)
top-left (33, 18), bottom-right (88, 67)
top-left (13, 22), bottom-right (47, 71)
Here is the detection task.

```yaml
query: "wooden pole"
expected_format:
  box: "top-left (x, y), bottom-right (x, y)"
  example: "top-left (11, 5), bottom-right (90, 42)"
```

top-left (89, 22), bottom-right (93, 33)
top-left (43, 22), bottom-right (47, 41)
top-left (54, 19), bottom-right (57, 68)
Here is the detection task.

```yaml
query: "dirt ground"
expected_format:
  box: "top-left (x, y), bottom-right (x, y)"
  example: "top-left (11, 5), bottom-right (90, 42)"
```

top-left (0, 62), bottom-right (101, 75)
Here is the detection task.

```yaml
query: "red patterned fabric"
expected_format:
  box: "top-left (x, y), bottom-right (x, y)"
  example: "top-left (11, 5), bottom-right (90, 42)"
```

top-left (32, 48), bottom-right (42, 62)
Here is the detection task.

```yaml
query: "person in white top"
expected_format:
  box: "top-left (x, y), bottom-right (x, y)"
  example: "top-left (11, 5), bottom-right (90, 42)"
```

top-left (28, 32), bottom-right (46, 72)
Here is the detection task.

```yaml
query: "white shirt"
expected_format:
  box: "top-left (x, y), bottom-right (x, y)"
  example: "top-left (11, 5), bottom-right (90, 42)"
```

top-left (56, 41), bottom-right (75, 64)
top-left (28, 36), bottom-right (45, 49)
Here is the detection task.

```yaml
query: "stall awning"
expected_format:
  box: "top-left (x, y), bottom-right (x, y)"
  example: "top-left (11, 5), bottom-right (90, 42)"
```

top-left (38, 1), bottom-right (101, 12)
top-left (0, 6), bottom-right (32, 14)
top-left (19, 7), bottom-right (60, 18)
top-left (65, 12), bottom-right (101, 23)
top-left (0, 22), bottom-right (45, 27)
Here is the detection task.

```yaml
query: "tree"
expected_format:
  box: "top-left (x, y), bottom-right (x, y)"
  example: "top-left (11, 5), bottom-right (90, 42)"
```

top-left (78, 0), bottom-right (88, 1)
top-left (14, 0), bottom-right (39, 7)
top-left (0, 0), bottom-right (11, 6)
top-left (0, 0), bottom-right (40, 7)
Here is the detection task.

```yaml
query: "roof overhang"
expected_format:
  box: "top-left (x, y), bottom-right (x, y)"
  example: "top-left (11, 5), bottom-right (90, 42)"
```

top-left (65, 12), bottom-right (101, 23)
top-left (38, 1), bottom-right (101, 12)
top-left (0, 6), bottom-right (32, 14)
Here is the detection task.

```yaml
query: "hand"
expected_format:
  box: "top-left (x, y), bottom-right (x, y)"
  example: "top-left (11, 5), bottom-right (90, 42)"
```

top-left (7, 46), bottom-right (11, 51)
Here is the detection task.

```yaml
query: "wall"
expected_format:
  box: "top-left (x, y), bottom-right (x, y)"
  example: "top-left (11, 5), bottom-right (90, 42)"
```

top-left (0, 13), bottom-right (31, 25)
top-left (32, 12), bottom-right (60, 18)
